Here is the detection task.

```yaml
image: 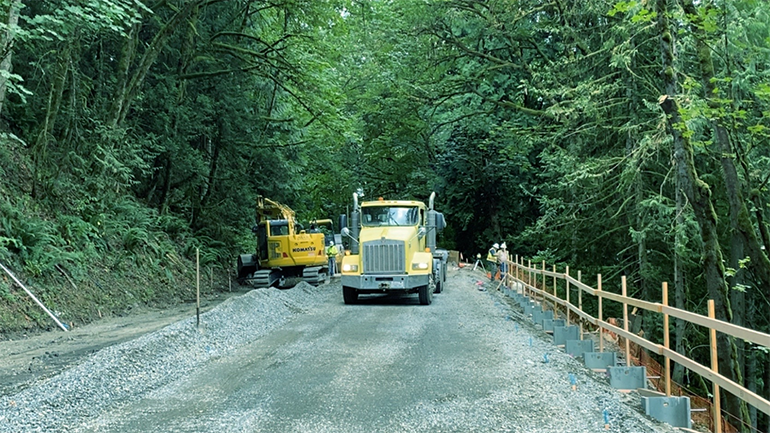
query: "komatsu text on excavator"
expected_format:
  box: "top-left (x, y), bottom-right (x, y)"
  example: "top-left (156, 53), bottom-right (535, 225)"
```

top-left (237, 196), bottom-right (332, 288)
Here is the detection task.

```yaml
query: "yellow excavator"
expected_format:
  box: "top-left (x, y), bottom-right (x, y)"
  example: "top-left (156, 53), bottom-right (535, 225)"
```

top-left (237, 196), bottom-right (333, 288)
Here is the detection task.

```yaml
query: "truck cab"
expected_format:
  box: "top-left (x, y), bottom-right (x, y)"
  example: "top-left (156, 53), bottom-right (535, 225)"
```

top-left (340, 192), bottom-right (447, 305)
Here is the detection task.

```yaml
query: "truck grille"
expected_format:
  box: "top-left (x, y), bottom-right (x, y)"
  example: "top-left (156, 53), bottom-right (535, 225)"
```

top-left (363, 240), bottom-right (405, 274)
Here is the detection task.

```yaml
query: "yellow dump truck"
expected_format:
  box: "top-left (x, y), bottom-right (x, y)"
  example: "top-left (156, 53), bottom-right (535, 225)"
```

top-left (237, 196), bottom-right (331, 287)
top-left (340, 192), bottom-right (447, 305)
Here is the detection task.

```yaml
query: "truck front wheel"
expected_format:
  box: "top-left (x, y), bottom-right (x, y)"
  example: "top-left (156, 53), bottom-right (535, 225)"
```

top-left (418, 284), bottom-right (433, 305)
top-left (343, 286), bottom-right (358, 304)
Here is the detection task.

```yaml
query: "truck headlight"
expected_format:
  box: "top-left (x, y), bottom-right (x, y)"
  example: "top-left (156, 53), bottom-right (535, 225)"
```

top-left (412, 262), bottom-right (429, 270)
top-left (342, 264), bottom-right (359, 272)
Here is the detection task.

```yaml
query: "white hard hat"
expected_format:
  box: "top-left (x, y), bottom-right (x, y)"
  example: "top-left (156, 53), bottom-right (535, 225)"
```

top-left (501, 242), bottom-right (507, 249)
top-left (493, 243), bottom-right (499, 249)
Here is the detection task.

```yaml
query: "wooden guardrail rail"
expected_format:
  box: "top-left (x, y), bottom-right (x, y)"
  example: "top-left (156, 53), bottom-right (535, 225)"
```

top-left (506, 255), bottom-right (770, 431)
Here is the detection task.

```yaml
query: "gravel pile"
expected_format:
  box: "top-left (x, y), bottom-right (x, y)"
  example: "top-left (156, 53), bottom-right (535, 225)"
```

top-left (0, 283), bottom-right (333, 432)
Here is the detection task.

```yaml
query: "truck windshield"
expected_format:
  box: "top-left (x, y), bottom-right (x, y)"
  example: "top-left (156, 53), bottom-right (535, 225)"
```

top-left (361, 206), bottom-right (419, 227)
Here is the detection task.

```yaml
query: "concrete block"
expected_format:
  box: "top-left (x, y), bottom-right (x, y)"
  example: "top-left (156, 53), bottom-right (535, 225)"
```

top-left (608, 366), bottom-right (646, 390)
top-left (553, 325), bottom-right (579, 345)
top-left (565, 339), bottom-right (594, 358)
top-left (518, 297), bottom-right (530, 309)
top-left (542, 318), bottom-right (564, 332)
top-left (524, 302), bottom-right (538, 317)
top-left (532, 305), bottom-right (543, 323)
top-left (584, 352), bottom-right (617, 370)
top-left (533, 308), bottom-right (551, 324)
top-left (641, 396), bottom-right (691, 428)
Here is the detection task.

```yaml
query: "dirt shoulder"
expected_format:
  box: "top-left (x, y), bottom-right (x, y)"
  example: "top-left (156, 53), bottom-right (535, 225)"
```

top-left (0, 289), bottom-right (248, 397)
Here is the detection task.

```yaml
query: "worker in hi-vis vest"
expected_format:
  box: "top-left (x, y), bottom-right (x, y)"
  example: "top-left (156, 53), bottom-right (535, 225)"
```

top-left (326, 242), bottom-right (338, 276)
top-left (487, 243), bottom-right (498, 281)
top-left (497, 243), bottom-right (508, 286)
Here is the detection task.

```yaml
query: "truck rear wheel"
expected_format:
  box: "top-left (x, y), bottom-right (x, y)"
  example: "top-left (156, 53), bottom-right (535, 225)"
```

top-left (343, 286), bottom-right (358, 304)
top-left (418, 284), bottom-right (432, 305)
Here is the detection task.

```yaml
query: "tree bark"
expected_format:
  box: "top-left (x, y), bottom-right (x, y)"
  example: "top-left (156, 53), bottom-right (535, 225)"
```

top-left (109, 1), bottom-right (210, 128)
top-left (672, 170), bottom-right (688, 385)
top-left (31, 41), bottom-right (71, 197)
top-left (680, 1), bottom-right (768, 427)
top-left (656, 1), bottom-right (744, 427)
top-left (0, 0), bottom-right (22, 118)
top-left (680, 0), bottom-right (770, 302)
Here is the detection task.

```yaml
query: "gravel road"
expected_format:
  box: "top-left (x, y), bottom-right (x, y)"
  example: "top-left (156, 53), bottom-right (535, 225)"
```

top-left (0, 268), bottom-right (677, 433)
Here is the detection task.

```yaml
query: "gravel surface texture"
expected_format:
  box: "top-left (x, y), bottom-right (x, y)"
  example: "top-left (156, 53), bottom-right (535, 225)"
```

top-left (0, 269), bottom-right (678, 433)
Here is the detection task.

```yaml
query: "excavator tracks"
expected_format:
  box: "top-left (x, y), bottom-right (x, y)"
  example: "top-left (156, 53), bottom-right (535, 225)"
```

top-left (244, 267), bottom-right (327, 288)
top-left (302, 266), bottom-right (328, 286)
top-left (249, 269), bottom-right (279, 288)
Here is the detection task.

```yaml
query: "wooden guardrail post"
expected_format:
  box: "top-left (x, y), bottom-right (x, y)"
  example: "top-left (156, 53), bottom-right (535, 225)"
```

top-left (528, 259), bottom-right (532, 293)
top-left (541, 260), bottom-right (546, 302)
top-left (578, 270), bottom-right (583, 339)
top-left (565, 266), bottom-right (570, 327)
top-left (524, 257), bottom-right (528, 297)
top-left (196, 247), bottom-right (200, 328)
top-left (662, 282), bottom-right (671, 397)
top-left (552, 264), bottom-right (557, 315)
top-left (708, 299), bottom-right (722, 433)
top-left (515, 254), bottom-right (519, 283)
top-left (622, 275), bottom-right (630, 366)
top-left (597, 273), bottom-right (603, 353)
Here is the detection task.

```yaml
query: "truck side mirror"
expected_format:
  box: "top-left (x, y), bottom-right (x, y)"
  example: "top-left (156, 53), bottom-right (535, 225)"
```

top-left (436, 213), bottom-right (446, 232)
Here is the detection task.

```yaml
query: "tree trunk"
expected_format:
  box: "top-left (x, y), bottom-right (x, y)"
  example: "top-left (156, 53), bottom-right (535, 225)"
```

top-left (0, 0), bottom-right (22, 118)
top-left (109, 20), bottom-right (141, 129)
top-left (761, 355), bottom-right (770, 433)
top-left (746, 349), bottom-right (757, 430)
top-left (655, 2), bottom-right (744, 426)
top-left (672, 171), bottom-right (687, 385)
top-left (680, 1), bottom-right (768, 427)
top-left (624, 47), bottom-right (647, 334)
top-left (109, 1), bottom-right (207, 128)
top-left (31, 42), bottom-right (71, 197)
top-left (681, 0), bottom-right (770, 303)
